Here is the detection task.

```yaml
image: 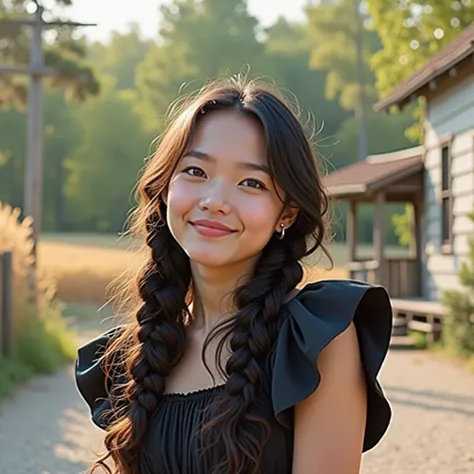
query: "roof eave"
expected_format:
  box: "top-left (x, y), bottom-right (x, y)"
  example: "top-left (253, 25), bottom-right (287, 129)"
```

top-left (327, 184), bottom-right (367, 198)
top-left (374, 45), bottom-right (474, 113)
top-left (327, 161), bottom-right (424, 199)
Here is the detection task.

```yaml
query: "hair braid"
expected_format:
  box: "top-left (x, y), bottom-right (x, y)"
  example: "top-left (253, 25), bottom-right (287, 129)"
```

top-left (94, 209), bottom-right (192, 474)
top-left (202, 232), bottom-right (306, 474)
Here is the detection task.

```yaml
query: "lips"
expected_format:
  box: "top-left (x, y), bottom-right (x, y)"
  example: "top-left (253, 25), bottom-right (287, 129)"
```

top-left (190, 219), bottom-right (237, 237)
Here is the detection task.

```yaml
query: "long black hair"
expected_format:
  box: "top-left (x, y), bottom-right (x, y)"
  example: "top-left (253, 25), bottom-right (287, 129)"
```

top-left (90, 76), bottom-right (331, 474)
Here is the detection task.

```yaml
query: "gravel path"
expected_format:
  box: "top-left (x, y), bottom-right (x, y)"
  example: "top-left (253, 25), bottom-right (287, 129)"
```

top-left (1, 335), bottom-right (473, 474)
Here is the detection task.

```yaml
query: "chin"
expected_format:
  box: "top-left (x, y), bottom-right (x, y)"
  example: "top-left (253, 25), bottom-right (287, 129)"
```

top-left (187, 251), bottom-right (233, 268)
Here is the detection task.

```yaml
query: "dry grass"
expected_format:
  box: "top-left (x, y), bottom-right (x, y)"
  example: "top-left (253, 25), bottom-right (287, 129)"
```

top-left (0, 202), bottom-right (57, 330)
top-left (38, 235), bottom-right (348, 304)
top-left (38, 241), bottom-right (137, 304)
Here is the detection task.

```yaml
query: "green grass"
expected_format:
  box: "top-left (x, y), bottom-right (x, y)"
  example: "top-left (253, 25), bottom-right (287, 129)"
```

top-left (0, 301), bottom-right (78, 400)
top-left (0, 357), bottom-right (32, 399)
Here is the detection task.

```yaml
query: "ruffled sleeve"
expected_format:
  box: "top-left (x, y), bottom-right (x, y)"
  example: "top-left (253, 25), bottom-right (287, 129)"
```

top-left (74, 325), bottom-right (125, 430)
top-left (272, 279), bottom-right (392, 452)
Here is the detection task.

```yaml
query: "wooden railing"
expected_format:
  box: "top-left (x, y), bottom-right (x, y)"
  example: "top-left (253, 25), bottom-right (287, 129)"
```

top-left (347, 258), bottom-right (420, 298)
top-left (0, 252), bottom-right (14, 357)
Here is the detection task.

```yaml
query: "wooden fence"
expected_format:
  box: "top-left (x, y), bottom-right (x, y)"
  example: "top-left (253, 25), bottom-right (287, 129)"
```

top-left (0, 252), bottom-right (13, 357)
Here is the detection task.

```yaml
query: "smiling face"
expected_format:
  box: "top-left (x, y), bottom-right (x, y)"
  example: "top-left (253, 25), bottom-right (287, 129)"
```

top-left (165, 109), bottom-right (297, 269)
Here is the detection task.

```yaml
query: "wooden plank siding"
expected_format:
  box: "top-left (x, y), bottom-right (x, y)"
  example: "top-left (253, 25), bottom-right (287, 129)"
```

top-left (422, 76), bottom-right (474, 300)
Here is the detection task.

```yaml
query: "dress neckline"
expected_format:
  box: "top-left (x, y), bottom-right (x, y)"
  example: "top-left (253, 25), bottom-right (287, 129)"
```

top-left (162, 384), bottom-right (225, 401)
top-left (159, 286), bottom-right (309, 403)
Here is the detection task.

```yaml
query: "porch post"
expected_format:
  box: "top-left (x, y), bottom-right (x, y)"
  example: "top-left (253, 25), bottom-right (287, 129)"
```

top-left (413, 193), bottom-right (424, 295)
top-left (373, 192), bottom-right (385, 285)
top-left (347, 200), bottom-right (357, 262)
top-left (409, 205), bottom-right (416, 258)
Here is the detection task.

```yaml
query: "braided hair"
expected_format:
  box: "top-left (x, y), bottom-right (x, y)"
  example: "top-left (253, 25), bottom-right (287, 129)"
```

top-left (89, 76), bottom-right (331, 474)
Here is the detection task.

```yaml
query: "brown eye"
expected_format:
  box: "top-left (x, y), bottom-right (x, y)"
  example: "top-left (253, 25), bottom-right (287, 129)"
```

top-left (183, 166), bottom-right (206, 178)
top-left (240, 178), bottom-right (267, 190)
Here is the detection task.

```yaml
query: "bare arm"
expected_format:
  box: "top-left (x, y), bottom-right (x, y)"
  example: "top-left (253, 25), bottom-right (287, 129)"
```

top-left (292, 322), bottom-right (367, 474)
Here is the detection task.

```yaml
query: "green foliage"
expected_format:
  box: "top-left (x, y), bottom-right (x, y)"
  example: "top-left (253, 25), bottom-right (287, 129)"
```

top-left (264, 17), bottom-right (350, 140)
top-left (441, 212), bottom-right (474, 355)
top-left (306, 0), bottom-right (380, 112)
top-left (16, 299), bottom-right (77, 373)
top-left (63, 75), bottom-right (155, 232)
top-left (0, 0), bottom-right (99, 108)
top-left (392, 204), bottom-right (413, 248)
top-left (409, 330), bottom-right (428, 350)
top-left (331, 106), bottom-right (416, 168)
top-left (367, 1), bottom-right (474, 143)
top-left (136, 0), bottom-right (267, 131)
top-left (367, 0), bottom-right (474, 98)
top-left (0, 356), bottom-right (32, 398)
top-left (0, 298), bottom-right (77, 399)
top-left (86, 23), bottom-right (154, 91)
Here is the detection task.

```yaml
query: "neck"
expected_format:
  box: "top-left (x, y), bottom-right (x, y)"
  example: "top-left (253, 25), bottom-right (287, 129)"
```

top-left (189, 258), bottom-right (257, 333)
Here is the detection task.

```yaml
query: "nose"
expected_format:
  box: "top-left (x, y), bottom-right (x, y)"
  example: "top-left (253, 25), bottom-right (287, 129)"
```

top-left (198, 181), bottom-right (231, 215)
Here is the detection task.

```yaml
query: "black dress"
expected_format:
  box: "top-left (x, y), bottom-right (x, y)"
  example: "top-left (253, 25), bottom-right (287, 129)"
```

top-left (75, 280), bottom-right (393, 473)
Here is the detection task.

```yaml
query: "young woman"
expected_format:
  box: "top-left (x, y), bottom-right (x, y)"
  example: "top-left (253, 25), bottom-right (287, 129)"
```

top-left (75, 77), bottom-right (392, 474)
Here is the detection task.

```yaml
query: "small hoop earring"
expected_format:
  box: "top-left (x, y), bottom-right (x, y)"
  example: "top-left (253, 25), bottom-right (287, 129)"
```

top-left (277, 223), bottom-right (285, 240)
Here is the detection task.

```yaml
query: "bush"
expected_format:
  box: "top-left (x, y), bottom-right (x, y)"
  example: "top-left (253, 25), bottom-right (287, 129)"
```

top-left (16, 300), bottom-right (77, 373)
top-left (0, 357), bottom-right (32, 398)
top-left (0, 202), bottom-right (77, 398)
top-left (441, 211), bottom-right (474, 356)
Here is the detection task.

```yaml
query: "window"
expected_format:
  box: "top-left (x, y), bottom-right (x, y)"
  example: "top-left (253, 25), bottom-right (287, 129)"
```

top-left (440, 144), bottom-right (452, 251)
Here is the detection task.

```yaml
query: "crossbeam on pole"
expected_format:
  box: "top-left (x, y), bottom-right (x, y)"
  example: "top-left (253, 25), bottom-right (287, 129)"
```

top-left (0, 65), bottom-right (57, 77)
top-left (0, 19), bottom-right (96, 28)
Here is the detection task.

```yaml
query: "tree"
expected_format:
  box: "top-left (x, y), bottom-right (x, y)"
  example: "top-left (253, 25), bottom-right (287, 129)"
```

top-left (368, 0), bottom-right (474, 98)
top-left (64, 76), bottom-right (154, 232)
top-left (331, 105), bottom-right (416, 169)
top-left (87, 23), bottom-right (154, 91)
top-left (0, 107), bottom-right (25, 206)
top-left (264, 16), bottom-right (349, 141)
top-left (42, 89), bottom-right (80, 231)
top-left (367, 0), bottom-right (474, 140)
top-left (0, 0), bottom-right (99, 109)
top-left (306, 0), bottom-right (381, 160)
top-left (136, 0), bottom-right (266, 131)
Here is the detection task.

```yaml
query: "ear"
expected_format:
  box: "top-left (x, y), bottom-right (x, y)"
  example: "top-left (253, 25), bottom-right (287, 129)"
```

top-left (275, 203), bottom-right (299, 233)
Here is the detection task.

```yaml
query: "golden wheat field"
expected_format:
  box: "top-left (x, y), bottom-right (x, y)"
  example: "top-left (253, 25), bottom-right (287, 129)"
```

top-left (38, 234), bottom-right (348, 304)
top-left (38, 237), bottom-right (137, 304)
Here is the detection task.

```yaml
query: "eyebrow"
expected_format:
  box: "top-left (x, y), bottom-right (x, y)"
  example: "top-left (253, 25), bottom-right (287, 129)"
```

top-left (185, 149), bottom-right (271, 175)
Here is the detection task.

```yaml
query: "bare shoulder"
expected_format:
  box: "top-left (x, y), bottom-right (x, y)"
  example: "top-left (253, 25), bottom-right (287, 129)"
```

top-left (318, 322), bottom-right (362, 372)
top-left (292, 323), bottom-right (367, 474)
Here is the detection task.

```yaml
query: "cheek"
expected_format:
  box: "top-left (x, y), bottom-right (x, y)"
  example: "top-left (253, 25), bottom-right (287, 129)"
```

top-left (167, 179), bottom-right (198, 221)
top-left (239, 194), bottom-right (281, 233)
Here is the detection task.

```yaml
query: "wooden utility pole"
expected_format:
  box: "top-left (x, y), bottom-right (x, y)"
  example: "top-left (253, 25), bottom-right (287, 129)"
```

top-left (0, 2), bottom-right (95, 252)
top-left (0, 1), bottom-right (95, 304)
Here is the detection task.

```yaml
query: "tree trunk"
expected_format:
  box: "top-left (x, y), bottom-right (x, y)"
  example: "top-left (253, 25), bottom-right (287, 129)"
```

top-left (354, 0), bottom-right (368, 161)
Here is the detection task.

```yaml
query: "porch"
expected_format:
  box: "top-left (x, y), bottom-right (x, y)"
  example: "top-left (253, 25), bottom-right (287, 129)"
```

top-left (325, 146), bottom-right (425, 299)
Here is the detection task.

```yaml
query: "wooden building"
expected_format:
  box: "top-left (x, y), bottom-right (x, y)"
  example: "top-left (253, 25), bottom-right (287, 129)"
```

top-left (325, 24), bottom-right (474, 340)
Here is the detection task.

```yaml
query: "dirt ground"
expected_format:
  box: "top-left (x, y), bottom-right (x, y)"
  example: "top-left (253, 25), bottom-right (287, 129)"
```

top-left (0, 330), bottom-right (473, 474)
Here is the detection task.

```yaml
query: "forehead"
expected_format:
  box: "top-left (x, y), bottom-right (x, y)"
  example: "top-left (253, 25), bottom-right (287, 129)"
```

top-left (189, 110), bottom-right (267, 163)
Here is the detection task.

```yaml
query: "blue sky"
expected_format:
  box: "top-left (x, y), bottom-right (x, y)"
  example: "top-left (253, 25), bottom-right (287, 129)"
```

top-left (62, 0), bottom-right (309, 42)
